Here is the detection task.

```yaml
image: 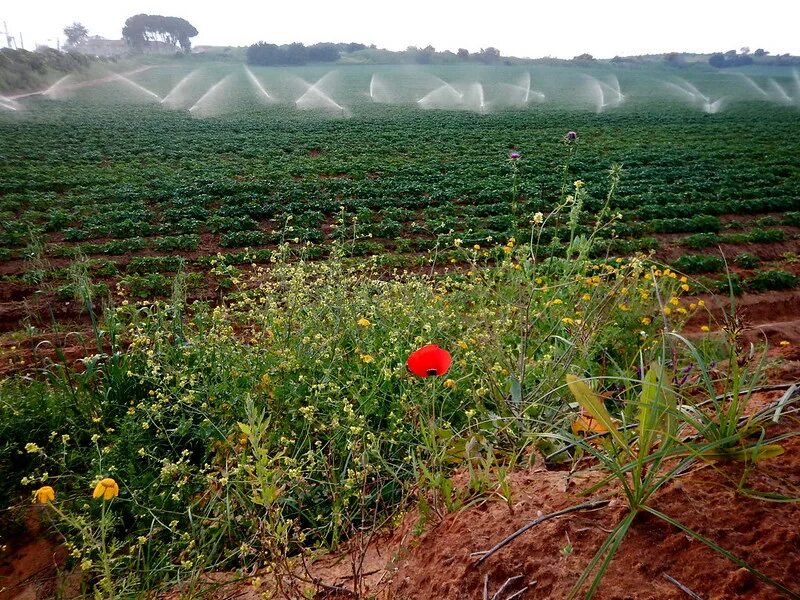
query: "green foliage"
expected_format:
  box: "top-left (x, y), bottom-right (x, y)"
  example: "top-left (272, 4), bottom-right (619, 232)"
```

top-left (744, 269), bottom-right (799, 292)
top-left (733, 252), bottom-right (760, 269)
top-left (671, 254), bottom-right (725, 274)
top-left (0, 48), bottom-right (92, 93)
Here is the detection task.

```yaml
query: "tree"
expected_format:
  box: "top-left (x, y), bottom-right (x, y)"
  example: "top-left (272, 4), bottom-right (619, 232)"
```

top-left (753, 48), bottom-right (769, 57)
top-left (457, 48), bottom-right (469, 60)
top-left (307, 43), bottom-right (339, 62)
top-left (477, 47), bottom-right (501, 63)
top-left (573, 53), bottom-right (594, 61)
top-left (122, 14), bottom-right (198, 53)
top-left (63, 22), bottom-right (88, 47)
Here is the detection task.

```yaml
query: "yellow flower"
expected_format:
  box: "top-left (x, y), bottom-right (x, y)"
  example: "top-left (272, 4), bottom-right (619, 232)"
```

top-left (574, 180), bottom-right (585, 189)
top-left (701, 326), bottom-right (710, 332)
top-left (92, 478), bottom-right (119, 501)
top-left (473, 244), bottom-right (481, 251)
top-left (581, 293), bottom-right (591, 301)
top-left (780, 340), bottom-right (790, 347)
top-left (357, 318), bottom-right (371, 327)
top-left (669, 297), bottom-right (680, 306)
top-left (641, 317), bottom-right (652, 325)
top-left (663, 307), bottom-right (672, 315)
top-left (360, 354), bottom-right (375, 364)
top-left (456, 340), bottom-right (468, 350)
top-left (443, 379), bottom-right (456, 389)
top-left (34, 486), bottom-right (55, 504)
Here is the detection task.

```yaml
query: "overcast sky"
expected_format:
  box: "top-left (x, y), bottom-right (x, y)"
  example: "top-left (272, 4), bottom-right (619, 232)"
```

top-left (4, 0), bottom-right (799, 58)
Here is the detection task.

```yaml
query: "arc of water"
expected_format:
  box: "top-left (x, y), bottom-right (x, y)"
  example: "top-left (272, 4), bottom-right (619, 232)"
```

top-left (43, 74), bottom-right (71, 97)
top-left (428, 76), bottom-right (463, 99)
top-left (0, 97), bottom-right (18, 110)
top-left (793, 69), bottom-right (800, 98)
top-left (704, 97), bottom-right (725, 114)
top-left (519, 72), bottom-right (531, 103)
top-left (674, 77), bottom-right (709, 102)
top-left (767, 78), bottom-right (792, 103)
top-left (189, 75), bottom-right (231, 113)
top-left (244, 66), bottom-right (272, 100)
top-left (737, 73), bottom-right (768, 97)
top-left (369, 73), bottom-right (377, 100)
top-left (162, 70), bottom-right (200, 105)
top-left (664, 81), bottom-right (698, 102)
top-left (295, 74), bottom-right (345, 112)
top-left (113, 72), bottom-right (161, 101)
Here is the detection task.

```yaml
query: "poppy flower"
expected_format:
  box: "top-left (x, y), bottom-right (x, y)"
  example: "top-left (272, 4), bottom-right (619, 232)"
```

top-left (566, 131), bottom-right (578, 141)
top-left (92, 478), bottom-right (120, 501)
top-left (407, 344), bottom-right (452, 377)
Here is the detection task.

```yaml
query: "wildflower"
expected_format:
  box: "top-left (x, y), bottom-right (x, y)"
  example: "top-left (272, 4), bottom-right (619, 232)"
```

top-left (360, 354), bottom-right (375, 364)
top-left (443, 379), bottom-right (456, 389)
top-left (473, 244), bottom-right (481, 251)
top-left (701, 326), bottom-right (710, 332)
top-left (780, 340), bottom-right (790, 347)
top-left (532, 212), bottom-right (544, 225)
top-left (574, 180), bottom-right (585, 189)
top-left (582, 293), bottom-right (591, 301)
top-left (509, 151), bottom-right (521, 159)
top-left (357, 318), bottom-right (371, 327)
top-left (566, 131), bottom-right (578, 142)
top-left (34, 486), bottom-right (55, 504)
top-left (92, 478), bottom-right (119, 501)
top-left (407, 344), bottom-right (452, 377)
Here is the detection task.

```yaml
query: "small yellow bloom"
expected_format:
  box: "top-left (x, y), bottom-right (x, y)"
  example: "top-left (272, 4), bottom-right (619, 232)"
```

top-left (360, 354), bottom-right (375, 364)
top-left (581, 293), bottom-right (591, 301)
top-left (663, 307), bottom-right (672, 315)
top-left (551, 298), bottom-right (563, 305)
top-left (34, 486), bottom-right (55, 504)
top-left (701, 326), bottom-right (710, 332)
top-left (357, 318), bottom-right (371, 327)
top-left (574, 180), bottom-right (585, 189)
top-left (456, 340), bottom-right (468, 350)
top-left (473, 244), bottom-right (481, 251)
top-left (780, 340), bottom-right (790, 347)
top-left (697, 300), bottom-right (705, 307)
top-left (443, 379), bottom-right (456, 389)
top-left (681, 284), bottom-right (690, 292)
top-left (641, 317), bottom-right (652, 325)
top-left (618, 303), bottom-right (630, 312)
top-left (92, 478), bottom-right (119, 501)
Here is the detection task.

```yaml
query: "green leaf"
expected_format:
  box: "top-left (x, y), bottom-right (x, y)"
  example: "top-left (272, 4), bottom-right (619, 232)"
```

top-left (566, 374), bottom-right (629, 454)
top-left (699, 443), bottom-right (784, 462)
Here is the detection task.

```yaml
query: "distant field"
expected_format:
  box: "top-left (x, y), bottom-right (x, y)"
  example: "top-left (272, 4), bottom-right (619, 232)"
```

top-left (1, 61), bottom-right (799, 330)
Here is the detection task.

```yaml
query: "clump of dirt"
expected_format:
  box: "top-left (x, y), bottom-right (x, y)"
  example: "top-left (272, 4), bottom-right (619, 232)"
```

top-left (0, 510), bottom-right (66, 600)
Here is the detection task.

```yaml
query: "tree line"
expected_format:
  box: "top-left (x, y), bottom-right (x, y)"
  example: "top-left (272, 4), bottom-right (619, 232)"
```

top-left (246, 42), bottom-right (503, 66)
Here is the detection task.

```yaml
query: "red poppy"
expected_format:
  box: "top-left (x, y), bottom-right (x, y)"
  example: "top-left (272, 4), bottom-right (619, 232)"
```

top-left (407, 344), bottom-right (452, 377)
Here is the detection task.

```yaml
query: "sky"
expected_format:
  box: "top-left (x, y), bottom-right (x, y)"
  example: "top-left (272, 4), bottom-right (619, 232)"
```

top-left (3, 0), bottom-right (799, 58)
